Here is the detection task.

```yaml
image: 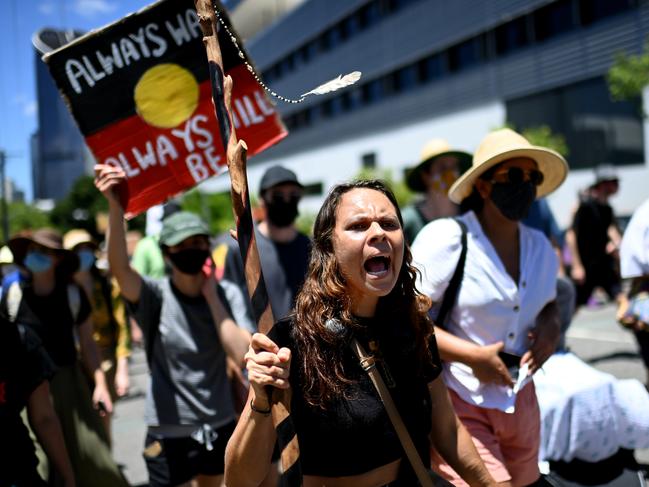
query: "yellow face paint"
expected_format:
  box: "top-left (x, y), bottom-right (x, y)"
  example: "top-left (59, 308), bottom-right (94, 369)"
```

top-left (134, 63), bottom-right (199, 129)
top-left (430, 169), bottom-right (459, 195)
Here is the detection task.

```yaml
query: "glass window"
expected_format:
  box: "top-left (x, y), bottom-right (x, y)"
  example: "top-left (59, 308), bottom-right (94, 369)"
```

top-left (359, 1), bottom-right (381, 28)
top-left (343, 15), bottom-right (360, 39)
top-left (347, 88), bottom-right (364, 110)
top-left (274, 62), bottom-right (284, 79)
top-left (340, 92), bottom-right (352, 112)
top-left (284, 114), bottom-right (297, 130)
top-left (534, 0), bottom-right (576, 42)
top-left (306, 41), bottom-right (319, 59)
top-left (295, 46), bottom-right (308, 65)
top-left (302, 182), bottom-right (323, 196)
top-left (330, 97), bottom-right (344, 116)
top-left (448, 37), bottom-right (483, 73)
top-left (262, 69), bottom-right (274, 84)
top-left (282, 54), bottom-right (295, 74)
top-left (362, 79), bottom-right (384, 104)
top-left (580, 0), bottom-right (635, 26)
top-left (321, 99), bottom-right (334, 118)
top-left (383, 73), bottom-right (398, 95)
top-left (396, 65), bottom-right (418, 91)
top-left (295, 109), bottom-right (311, 128)
top-left (506, 76), bottom-right (644, 169)
top-left (362, 152), bottom-right (377, 169)
top-left (495, 16), bottom-right (530, 55)
top-left (324, 27), bottom-right (342, 49)
top-left (309, 105), bottom-right (323, 123)
top-left (392, 0), bottom-right (419, 11)
top-left (417, 53), bottom-right (445, 83)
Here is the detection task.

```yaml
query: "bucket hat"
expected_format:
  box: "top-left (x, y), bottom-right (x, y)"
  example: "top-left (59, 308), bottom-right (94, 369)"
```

top-left (405, 139), bottom-right (472, 192)
top-left (448, 128), bottom-right (568, 204)
top-left (8, 228), bottom-right (79, 275)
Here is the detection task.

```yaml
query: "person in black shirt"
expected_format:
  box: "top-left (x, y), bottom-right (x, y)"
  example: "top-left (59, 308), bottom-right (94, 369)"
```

top-left (567, 165), bottom-right (623, 307)
top-left (224, 180), bottom-right (496, 487)
top-left (217, 165), bottom-right (311, 332)
top-left (0, 316), bottom-right (75, 487)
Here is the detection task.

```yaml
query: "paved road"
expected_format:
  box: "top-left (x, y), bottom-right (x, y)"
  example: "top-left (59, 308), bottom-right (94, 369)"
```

top-left (112, 303), bottom-right (649, 486)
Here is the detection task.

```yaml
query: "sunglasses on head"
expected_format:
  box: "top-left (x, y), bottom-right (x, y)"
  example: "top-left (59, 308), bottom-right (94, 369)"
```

top-left (489, 167), bottom-right (544, 187)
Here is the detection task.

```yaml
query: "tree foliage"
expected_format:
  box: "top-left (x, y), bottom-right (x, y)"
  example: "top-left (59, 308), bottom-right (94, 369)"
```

top-left (607, 45), bottom-right (649, 102)
top-left (7, 202), bottom-right (51, 237)
top-left (354, 167), bottom-right (415, 208)
top-left (499, 123), bottom-right (569, 157)
top-left (50, 175), bottom-right (107, 237)
top-left (181, 189), bottom-right (235, 237)
top-left (50, 175), bottom-right (145, 238)
top-left (521, 125), bottom-right (569, 157)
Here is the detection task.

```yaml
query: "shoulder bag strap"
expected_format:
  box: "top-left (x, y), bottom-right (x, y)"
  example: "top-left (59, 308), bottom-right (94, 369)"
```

top-left (350, 338), bottom-right (434, 487)
top-left (435, 219), bottom-right (468, 328)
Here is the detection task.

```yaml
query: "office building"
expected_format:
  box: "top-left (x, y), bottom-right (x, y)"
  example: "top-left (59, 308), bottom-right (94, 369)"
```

top-left (32, 28), bottom-right (92, 201)
top-left (201, 0), bottom-right (648, 225)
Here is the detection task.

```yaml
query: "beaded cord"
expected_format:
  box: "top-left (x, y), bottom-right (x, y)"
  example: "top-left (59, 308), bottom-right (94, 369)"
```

top-left (211, 0), bottom-right (305, 104)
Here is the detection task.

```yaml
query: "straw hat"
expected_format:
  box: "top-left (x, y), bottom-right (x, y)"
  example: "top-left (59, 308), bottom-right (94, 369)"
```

top-left (448, 128), bottom-right (568, 204)
top-left (63, 229), bottom-right (97, 251)
top-left (8, 228), bottom-right (79, 275)
top-left (405, 139), bottom-right (472, 192)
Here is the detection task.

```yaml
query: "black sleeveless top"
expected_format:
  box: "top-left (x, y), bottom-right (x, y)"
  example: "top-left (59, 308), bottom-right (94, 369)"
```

top-left (268, 315), bottom-right (442, 480)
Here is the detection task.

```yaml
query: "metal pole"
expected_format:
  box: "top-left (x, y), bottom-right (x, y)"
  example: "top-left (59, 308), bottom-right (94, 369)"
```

top-left (0, 151), bottom-right (7, 242)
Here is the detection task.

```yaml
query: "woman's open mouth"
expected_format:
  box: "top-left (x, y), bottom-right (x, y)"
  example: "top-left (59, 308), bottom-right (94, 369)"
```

top-left (363, 255), bottom-right (391, 277)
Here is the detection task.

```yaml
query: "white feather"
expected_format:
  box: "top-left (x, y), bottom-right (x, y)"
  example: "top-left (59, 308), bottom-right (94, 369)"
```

top-left (300, 71), bottom-right (362, 98)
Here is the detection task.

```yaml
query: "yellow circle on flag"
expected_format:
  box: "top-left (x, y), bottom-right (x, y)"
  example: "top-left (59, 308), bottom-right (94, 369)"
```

top-left (134, 64), bottom-right (199, 129)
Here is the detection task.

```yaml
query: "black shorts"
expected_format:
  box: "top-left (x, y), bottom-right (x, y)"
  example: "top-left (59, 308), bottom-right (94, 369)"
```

top-left (143, 421), bottom-right (236, 487)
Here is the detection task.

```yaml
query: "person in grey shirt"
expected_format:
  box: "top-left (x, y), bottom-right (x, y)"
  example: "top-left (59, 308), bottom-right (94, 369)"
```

top-left (95, 163), bottom-right (250, 487)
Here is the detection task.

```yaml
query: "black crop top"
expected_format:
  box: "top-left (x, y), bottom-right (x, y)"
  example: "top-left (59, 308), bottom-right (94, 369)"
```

top-left (267, 315), bottom-right (442, 480)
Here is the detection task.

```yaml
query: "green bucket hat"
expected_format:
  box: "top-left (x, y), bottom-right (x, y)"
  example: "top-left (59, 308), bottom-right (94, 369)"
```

top-left (159, 212), bottom-right (210, 247)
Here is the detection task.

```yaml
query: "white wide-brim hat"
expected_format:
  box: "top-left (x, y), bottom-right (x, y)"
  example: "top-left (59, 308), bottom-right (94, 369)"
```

top-left (448, 128), bottom-right (569, 204)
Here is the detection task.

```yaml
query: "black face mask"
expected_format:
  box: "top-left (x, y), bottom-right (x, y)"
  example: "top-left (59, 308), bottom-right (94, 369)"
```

top-left (167, 249), bottom-right (210, 275)
top-left (489, 181), bottom-right (536, 221)
top-left (265, 196), bottom-right (299, 228)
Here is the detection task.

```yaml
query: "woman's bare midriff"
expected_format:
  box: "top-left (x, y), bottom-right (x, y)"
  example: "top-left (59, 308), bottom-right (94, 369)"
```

top-left (303, 459), bottom-right (401, 487)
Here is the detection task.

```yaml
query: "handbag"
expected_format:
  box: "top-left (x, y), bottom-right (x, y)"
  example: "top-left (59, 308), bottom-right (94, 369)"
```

top-left (350, 338), bottom-right (452, 487)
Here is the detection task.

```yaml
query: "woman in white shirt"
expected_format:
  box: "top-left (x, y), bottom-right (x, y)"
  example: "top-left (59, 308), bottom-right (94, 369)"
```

top-left (412, 128), bottom-right (568, 487)
top-left (618, 197), bottom-right (649, 389)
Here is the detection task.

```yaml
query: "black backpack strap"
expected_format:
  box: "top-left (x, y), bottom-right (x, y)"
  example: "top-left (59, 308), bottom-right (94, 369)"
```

top-left (435, 219), bottom-right (468, 328)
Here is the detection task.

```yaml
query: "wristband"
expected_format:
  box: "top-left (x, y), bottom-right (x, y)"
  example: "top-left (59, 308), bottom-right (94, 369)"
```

top-left (250, 398), bottom-right (271, 416)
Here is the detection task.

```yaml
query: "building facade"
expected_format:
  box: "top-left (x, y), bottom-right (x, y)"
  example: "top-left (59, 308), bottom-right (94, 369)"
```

top-left (201, 0), bottom-right (648, 226)
top-left (32, 28), bottom-right (92, 201)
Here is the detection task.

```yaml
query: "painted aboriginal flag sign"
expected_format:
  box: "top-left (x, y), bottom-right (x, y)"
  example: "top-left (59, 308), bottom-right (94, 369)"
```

top-left (43, 0), bottom-right (287, 218)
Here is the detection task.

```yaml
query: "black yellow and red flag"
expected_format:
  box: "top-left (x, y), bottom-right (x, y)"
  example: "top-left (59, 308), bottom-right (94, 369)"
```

top-left (43, 0), bottom-right (287, 218)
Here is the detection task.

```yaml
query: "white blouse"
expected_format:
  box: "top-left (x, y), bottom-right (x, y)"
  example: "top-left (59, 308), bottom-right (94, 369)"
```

top-left (412, 211), bottom-right (558, 412)
top-left (620, 198), bottom-right (649, 279)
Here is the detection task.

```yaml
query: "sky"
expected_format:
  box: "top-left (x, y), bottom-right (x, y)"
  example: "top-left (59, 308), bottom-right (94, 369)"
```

top-left (0, 0), bottom-right (236, 202)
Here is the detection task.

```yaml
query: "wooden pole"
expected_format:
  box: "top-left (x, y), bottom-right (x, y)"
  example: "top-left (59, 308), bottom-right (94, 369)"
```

top-left (193, 1), bottom-right (302, 484)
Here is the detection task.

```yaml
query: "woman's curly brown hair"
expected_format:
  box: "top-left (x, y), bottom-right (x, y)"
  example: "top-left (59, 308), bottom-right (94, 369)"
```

top-left (292, 179), bottom-right (433, 408)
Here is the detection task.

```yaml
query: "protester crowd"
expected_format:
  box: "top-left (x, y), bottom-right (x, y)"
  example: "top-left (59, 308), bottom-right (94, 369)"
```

top-left (1, 127), bottom-right (648, 487)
